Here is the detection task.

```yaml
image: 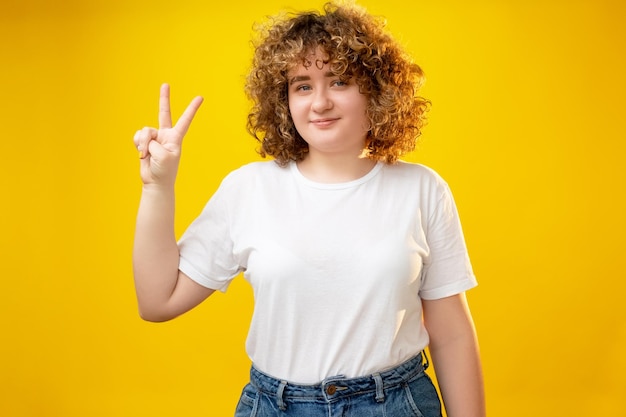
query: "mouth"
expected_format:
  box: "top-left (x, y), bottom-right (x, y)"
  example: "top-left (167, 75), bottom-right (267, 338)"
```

top-left (310, 118), bottom-right (339, 127)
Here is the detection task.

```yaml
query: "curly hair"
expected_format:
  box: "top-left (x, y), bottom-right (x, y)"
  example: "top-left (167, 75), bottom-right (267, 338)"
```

top-left (245, 1), bottom-right (430, 165)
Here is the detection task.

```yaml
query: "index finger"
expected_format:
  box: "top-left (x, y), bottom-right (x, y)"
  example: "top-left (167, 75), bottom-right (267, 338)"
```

top-left (174, 95), bottom-right (204, 137)
top-left (159, 83), bottom-right (172, 129)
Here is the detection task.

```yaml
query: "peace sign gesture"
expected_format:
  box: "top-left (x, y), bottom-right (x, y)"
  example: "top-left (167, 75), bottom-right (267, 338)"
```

top-left (134, 84), bottom-right (203, 187)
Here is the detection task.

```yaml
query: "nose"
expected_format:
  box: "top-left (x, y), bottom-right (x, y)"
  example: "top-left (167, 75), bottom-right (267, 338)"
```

top-left (311, 88), bottom-right (333, 112)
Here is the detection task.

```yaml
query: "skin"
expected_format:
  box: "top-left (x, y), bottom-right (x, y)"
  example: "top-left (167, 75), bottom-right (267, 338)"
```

top-left (423, 294), bottom-right (486, 417)
top-left (133, 84), bottom-right (214, 322)
top-left (133, 79), bottom-right (485, 416)
top-left (288, 49), bottom-right (376, 183)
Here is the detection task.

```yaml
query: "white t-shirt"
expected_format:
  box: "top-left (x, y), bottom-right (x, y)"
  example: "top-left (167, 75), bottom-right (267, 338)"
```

top-left (178, 160), bottom-right (477, 383)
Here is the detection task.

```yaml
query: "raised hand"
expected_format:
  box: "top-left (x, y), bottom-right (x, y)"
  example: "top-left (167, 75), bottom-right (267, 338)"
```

top-left (134, 84), bottom-right (203, 187)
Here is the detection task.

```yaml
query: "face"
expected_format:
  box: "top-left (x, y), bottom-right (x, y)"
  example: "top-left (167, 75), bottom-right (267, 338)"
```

top-left (287, 50), bottom-right (370, 159)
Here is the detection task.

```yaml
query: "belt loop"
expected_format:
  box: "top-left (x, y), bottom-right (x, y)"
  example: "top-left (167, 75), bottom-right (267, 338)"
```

top-left (276, 380), bottom-right (288, 411)
top-left (422, 350), bottom-right (430, 371)
top-left (372, 373), bottom-right (385, 403)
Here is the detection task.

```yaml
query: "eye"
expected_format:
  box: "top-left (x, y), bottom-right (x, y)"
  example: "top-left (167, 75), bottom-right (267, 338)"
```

top-left (332, 79), bottom-right (349, 87)
top-left (295, 84), bottom-right (312, 92)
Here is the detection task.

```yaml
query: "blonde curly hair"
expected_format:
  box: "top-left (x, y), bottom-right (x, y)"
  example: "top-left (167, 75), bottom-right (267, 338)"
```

top-left (245, 1), bottom-right (430, 165)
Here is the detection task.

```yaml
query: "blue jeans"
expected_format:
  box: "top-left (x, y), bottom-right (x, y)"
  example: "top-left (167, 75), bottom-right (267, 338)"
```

top-left (234, 352), bottom-right (442, 417)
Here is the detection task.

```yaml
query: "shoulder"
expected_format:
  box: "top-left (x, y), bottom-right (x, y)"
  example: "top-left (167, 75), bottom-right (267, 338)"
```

top-left (381, 160), bottom-right (449, 190)
top-left (226, 160), bottom-right (284, 176)
top-left (210, 160), bottom-right (292, 203)
top-left (220, 160), bottom-right (288, 187)
top-left (202, 161), bottom-right (282, 210)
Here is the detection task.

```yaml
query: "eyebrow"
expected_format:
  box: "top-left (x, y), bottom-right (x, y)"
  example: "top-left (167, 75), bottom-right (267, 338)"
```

top-left (288, 71), bottom-right (336, 85)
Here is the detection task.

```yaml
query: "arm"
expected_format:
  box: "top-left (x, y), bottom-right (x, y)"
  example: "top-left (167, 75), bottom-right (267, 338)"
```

top-left (422, 293), bottom-right (485, 417)
top-left (132, 84), bottom-right (214, 322)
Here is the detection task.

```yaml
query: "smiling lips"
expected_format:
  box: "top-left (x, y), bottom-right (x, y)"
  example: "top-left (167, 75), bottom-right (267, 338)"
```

top-left (310, 118), bottom-right (339, 127)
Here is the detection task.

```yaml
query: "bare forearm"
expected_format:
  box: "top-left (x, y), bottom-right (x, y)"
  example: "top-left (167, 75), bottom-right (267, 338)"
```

top-left (132, 185), bottom-right (180, 316)
top-left (130, 85), bottom-right (208, 321)
top-left (430, 334), bottom-right (485, 417)
top-left (423, 294), bottom-right (485, 417)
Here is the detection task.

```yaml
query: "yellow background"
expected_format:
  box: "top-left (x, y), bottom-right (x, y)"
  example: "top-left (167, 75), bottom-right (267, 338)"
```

top-left (1, 0), bottom-right (625, 415)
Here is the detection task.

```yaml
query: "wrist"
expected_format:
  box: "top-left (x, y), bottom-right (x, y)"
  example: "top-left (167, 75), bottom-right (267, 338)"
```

top-left (141, 182), bottom-right (176, 196)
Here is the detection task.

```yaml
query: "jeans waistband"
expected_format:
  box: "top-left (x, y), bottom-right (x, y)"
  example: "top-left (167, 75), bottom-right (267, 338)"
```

top-left (249, 351), bottom-right (429, 404)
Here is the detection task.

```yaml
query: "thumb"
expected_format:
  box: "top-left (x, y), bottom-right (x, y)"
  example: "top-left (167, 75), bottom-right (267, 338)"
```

top-left (147, 136), bottom-right (180, 161)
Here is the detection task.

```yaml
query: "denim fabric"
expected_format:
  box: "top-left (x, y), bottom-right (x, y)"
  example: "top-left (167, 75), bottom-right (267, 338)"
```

top-left (234, 352), bottom-right (442, 417)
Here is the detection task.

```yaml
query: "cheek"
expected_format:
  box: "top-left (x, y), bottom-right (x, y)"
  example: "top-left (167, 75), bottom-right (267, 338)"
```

top-left (350, 101), bottom-right (369, 124)
top-left (288, 99), bottom-right (307, 121)
top-left (342, 93), bottom-right (368, 114)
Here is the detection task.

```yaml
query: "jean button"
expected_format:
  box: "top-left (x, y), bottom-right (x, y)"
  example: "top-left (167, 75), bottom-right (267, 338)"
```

top-left (326, 384), bottom-right (337, 395)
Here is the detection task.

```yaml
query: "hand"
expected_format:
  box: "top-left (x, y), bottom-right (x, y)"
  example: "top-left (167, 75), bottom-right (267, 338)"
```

top-left (134, 84), bottom-right (203, 187)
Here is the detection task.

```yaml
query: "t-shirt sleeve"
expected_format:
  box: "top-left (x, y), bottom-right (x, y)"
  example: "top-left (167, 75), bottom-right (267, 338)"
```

top-left (418, 180), bottom-right (477, 300)
top-left (178, 177), bottom-right (242, 292)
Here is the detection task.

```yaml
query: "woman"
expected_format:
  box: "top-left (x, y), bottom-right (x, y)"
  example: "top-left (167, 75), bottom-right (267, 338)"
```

top-left (133, 3), bottom-right (485, 416)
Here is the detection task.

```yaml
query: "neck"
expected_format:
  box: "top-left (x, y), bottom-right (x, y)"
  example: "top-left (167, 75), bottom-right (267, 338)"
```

top-left (296, 151), bottom-right (377, 183)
